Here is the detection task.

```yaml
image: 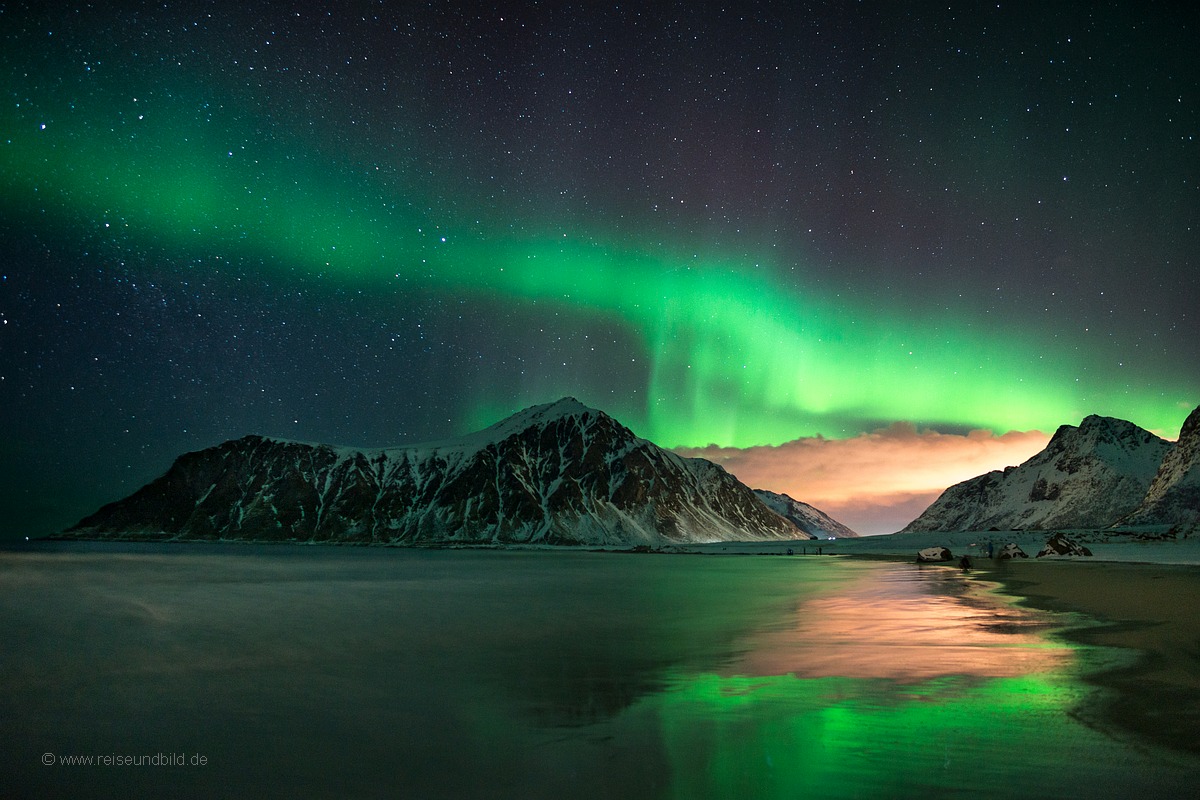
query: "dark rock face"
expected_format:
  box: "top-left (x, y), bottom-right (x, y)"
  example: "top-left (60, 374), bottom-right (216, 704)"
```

top-left (917, 546), bottom-right (952, 563)
top-left (997, 543), bottom-right (1028, 559)
top-left (68, 398), bottom-right (805, 545)
top-left (1028, 477), bottom-right (1061, 503)
top-left (903, 415), bottom-right (1172, 532)
top-left (1036, 532), bottom-right (1092, 558)
top-left (1123, 405), bottom-right (1200, 527)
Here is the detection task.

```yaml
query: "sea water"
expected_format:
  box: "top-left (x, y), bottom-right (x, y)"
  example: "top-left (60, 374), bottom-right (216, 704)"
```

top-left (2, 543), bottom-right (1195, 799)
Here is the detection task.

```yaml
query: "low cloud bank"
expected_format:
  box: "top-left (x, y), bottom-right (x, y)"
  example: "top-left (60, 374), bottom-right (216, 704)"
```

top-left (676, 423), bottom-right (1051, 535)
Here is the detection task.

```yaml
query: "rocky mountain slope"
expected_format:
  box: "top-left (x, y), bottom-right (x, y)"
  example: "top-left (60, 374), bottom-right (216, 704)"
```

top-left (903, 414), bottom-right (1173, 532)
top-left (752, 490), bottom-right (858, 538)
top-left (67, 398), bottom-right (813, 545)
top-left (1122, 405), bottom-right (1200, 526)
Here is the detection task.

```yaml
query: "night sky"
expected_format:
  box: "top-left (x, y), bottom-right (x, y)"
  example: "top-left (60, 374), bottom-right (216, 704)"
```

top-left (3, 2), bottom-right (1197, 537)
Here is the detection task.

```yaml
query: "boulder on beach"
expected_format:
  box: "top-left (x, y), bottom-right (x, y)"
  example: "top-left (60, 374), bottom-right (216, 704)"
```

top-left (1036, 532), bottom-right (1093, 558)
top-left (917, 546), bottom-right (953, 563)
top-left (997, 542), bottom-right (1028, 559)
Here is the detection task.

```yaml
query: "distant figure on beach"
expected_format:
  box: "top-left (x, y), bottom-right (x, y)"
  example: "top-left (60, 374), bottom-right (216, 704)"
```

top-left (959, 555), bottom-right (972, 571)
top-left (986, 542), bottom-right (994, 559)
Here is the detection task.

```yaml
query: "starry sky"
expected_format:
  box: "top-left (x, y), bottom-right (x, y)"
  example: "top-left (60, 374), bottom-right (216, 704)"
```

top-left (2, 1), bottom-right (1198, 538)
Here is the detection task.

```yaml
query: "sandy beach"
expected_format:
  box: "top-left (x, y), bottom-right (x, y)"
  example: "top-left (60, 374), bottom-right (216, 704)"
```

top-left (976, 559), bottom-right (1200, 756)
top-left (7, 541), bottom-right (1200, 798)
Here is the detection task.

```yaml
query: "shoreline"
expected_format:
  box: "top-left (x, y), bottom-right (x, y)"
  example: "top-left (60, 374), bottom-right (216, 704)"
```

top-left (972, 559), bottom-right (1200, 757)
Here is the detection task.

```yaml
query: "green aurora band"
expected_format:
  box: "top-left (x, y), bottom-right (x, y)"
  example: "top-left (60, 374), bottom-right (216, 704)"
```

top-left (3, 95), bottom-right (1193, 446)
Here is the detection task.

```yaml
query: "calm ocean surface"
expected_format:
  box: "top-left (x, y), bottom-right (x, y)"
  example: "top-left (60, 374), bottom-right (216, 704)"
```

top-left (2, 543), bottom-right (1195, 799)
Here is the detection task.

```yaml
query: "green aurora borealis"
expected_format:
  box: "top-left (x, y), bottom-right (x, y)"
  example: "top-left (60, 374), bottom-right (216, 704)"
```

top-left (3, 88), bottom-right (1193, 447)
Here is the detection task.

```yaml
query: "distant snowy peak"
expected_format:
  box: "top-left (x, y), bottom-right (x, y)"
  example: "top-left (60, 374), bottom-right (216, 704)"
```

top-left (752, 490), bottom-right (858, 538)
top-left (68, 398), bottom-right (809, 546)
top-left (488, 396), bottom-right (597, 429)
top-left (1045, 414), bottom-right (1169, 467)
top-left (254, 397), bottom-right (622, 461)
top-left (459, 396), bottom-right (606, 446)
top-left (903, 412), bottom-right (1172, 532)
top-left (1124, 405), bottom-right (1200, 526)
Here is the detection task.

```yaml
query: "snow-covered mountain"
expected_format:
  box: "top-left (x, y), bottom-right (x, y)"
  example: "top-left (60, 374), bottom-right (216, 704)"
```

top-left (1122, 405), bottom-right (1200, 526)
top-left (67, 398), bottom-right (810, 545)
top-left (752, 490), bottom-right (858, 538)
top-left (902, 414), bottom-right (1172, 532)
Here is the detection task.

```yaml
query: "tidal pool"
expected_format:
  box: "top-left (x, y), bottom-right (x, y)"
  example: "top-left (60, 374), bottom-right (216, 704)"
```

top-left (2, 544), bottom-right (1194, 798)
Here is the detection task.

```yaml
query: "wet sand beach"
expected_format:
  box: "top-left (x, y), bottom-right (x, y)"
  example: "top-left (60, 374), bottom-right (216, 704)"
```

top-left (978, 559), bottom-right (1200, 756)
top-left (6, 543), bottom-right (1200, 797)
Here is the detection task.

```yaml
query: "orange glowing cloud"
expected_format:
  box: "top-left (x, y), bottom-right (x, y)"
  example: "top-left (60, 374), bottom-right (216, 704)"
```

top-left (675, 423), bottom-right (1051, 535)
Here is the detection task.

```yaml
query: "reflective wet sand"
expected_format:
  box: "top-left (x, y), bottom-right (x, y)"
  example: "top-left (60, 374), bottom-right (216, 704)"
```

top-left (2, 544), bottom-right (1197, 798)
top-left (980, 558), bottom-right (1200, 756)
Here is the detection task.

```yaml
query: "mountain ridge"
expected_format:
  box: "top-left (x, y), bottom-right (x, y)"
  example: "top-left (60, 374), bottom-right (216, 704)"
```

top-left (753, 490), bottom-right (858, 538)
top-left (904, 407), bottom-right (1200, 532)
top-left (68, 398), bottom-right (841, 546)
